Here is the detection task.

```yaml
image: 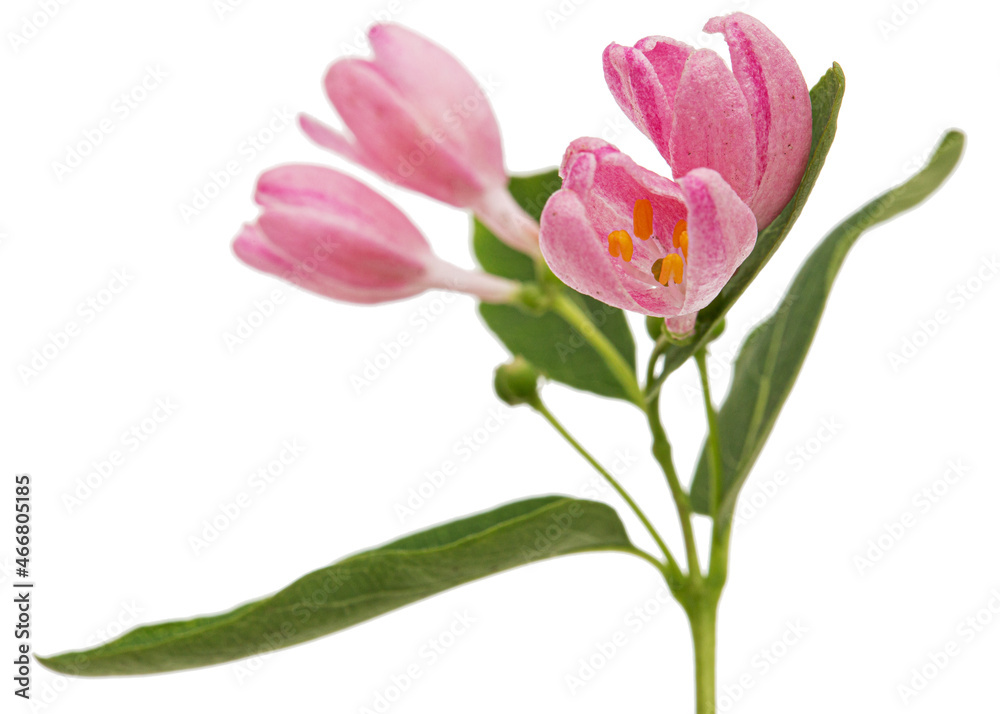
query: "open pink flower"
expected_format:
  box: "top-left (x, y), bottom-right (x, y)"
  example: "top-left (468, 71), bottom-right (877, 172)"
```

top-left (233, 165), bottom-right (517, 305)
top-left (603, 12), bottom-right (812, 228)
top-left (539, 139), bottom-right (756, 335)
top-left (299, 23), bottom-right (538, 255)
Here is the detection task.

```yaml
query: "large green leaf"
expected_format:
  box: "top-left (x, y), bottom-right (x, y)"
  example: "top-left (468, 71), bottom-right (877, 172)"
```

top-left (38, 496), bottom-right (636, 676)
top-left (475, 171), bottom-right (637, 400)
top-left (690, 130), bottom-right (965, 520)
top-left (650, 63), bottom-right (847, 390)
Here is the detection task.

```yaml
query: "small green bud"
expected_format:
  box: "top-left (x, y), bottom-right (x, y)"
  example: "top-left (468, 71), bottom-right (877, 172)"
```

top-left (645, 316), bottom-right (665, 340)
top-left (493, 357), bottom-right (541, 406)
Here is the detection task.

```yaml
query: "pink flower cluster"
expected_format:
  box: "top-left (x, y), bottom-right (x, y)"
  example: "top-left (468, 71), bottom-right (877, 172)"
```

top-left (233, 15), bottom-right (812, 333)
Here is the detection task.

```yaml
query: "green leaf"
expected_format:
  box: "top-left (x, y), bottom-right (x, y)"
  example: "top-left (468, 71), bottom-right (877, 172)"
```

top-left (475, 171), bottom-right (637, 400)
top-left (38, 496), bottom-right (636, 676)
top-left (650, 63), bottom-right (847, 389)
top-left (689, 130), bottom-right (965, 521)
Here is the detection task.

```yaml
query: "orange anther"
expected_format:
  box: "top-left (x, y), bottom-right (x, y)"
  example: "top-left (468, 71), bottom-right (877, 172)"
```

top-left (633, 199), bottom-right (654, 240)
top-left (608, 230), bottom-right (634, 262)
top-left (651, 254), bottom-right (684, 286)
top-left (672, 220), bottom-right (689, 261)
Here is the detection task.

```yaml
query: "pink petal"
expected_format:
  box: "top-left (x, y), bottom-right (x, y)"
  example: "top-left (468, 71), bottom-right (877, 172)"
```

top-left (256, 207), bottom-right (427, 290)
top-left (603, 43), bottom-right (675, 160)
top-left (632, 36), bottom-right (694, 120)
top-left (675, 167), bottom-right (757, 314)
top-left (540, 185), bottom-right (640, 313)
top-left (297, 114), bottom-right (389, 179)
top-left (254, 164), bottom-right (430, 258)
top-left (323, 59), bottom-right (487, 206)
top-left (667, 49), bottom-right (756, 203)
top-left (704, 13), bottom-right (812, 227)
top-left (366, 24), bottom-right (505, 185)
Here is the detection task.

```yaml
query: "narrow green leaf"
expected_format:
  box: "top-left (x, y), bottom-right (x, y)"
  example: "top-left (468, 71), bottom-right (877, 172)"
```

top-left (38, 496), bottom-right (636, 676)
top-left (690, 130), bottom-right (965, 520)
top-left (650, 63), bottom-right (847, 389)
top-left (475, 171), bottom-right (637, 400)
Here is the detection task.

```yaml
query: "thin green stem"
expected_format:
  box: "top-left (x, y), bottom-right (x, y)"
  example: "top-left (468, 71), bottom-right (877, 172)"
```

top-left (530, 397), bottom-right (683, 585)
top-left (549, 293), bottom-right (645, 408)
top-left (694, 349), bottom-right (724, 519)
top-left (645, 394), bottom-right (701, 582)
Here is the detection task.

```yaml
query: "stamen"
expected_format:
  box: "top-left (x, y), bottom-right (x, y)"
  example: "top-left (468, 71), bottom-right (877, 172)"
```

top-left (608, 230), bottom-right (634, 262)
top-left (633, 199), bottom-right (653, 240)
top-left (672, 220), bottom-right (689, 261)
top-left (651, 254), bottom-right (684, 286)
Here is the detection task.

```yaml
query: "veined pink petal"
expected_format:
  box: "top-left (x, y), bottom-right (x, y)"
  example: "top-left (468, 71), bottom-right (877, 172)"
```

top-left (667, 49), bottom-right (756, 203)
top-left (366, 24), bottom-right (505, 184)
top-left (674, 168), bottom-right (757, 314)
top-left (256, 208), bottom-right (427, 291)
top-left (324, 59), bottom-right (488, 206)
top-left (704, 12), bottom-right (812, 227)
top-left (297, 114), bottom-right (390, 180)
top-left (254, 164), bottom-right (430, 257)
top-left (603, 43), bottom-right (674, 159)
top-left (540, 187), bottom-right (640, 313)
top-left (233, 223), bottom-right (424, 305)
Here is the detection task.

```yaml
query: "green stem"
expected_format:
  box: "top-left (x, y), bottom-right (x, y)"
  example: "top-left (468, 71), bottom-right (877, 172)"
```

top-left (550, 292), bottom-right (645, 408)
top-left (686, 588), bottom-right (720, 714)
top-left (645, 394), bottom-right (701, 582)
top-left (530, 397), bottom-right (683, 586)
top-left (694, 349), bottom-right (724, 518)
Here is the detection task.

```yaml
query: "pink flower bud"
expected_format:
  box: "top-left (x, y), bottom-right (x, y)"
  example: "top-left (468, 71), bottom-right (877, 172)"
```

top-left (299, 24), bottom-right (539, 254)
top-left (233, 164), bottom-right (518, 305)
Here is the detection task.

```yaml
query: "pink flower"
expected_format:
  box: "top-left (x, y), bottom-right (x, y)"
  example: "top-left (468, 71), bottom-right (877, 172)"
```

top-left (299, 24), bottom-right (539, 254)
top-left (539, 139), bottom-right (757, 335)
top-left (233, 165), bottom-right (518, 305)
top-left (603, 12), bottom-right (812, 228)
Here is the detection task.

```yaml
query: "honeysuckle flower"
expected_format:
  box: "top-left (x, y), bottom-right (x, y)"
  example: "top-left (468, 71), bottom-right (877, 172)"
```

top-left (603, 12), bottom-right (812, 228)
top-left (539, 138), bottom-right (757, 336)
top-left (233, 165), bottom-right (518, 305)
top-left (299, 23), bottom-right (539, 255)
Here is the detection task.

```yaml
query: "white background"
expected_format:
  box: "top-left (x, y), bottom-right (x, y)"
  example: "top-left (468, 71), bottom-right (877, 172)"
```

top-left (3, 0), bottom-right (998, 711)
